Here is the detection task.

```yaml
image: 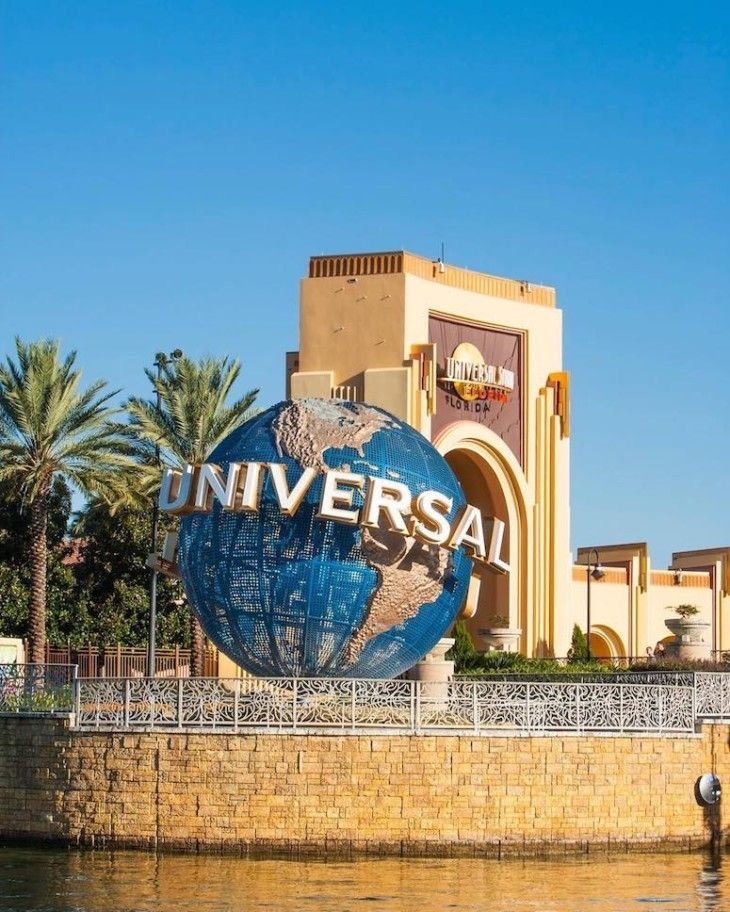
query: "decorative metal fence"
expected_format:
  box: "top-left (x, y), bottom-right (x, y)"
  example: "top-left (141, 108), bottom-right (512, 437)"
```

top-left (11, 666), bottom-right (730, 733)
top-left (74, 676), bottom-right (696, 735)
top-left (457, 671), bottom-right (695, 686)
top-left (695, 673), bottom-right (730, 720)
top-left (46, 644), bottom-right (218, 678)
top-left (0, 663), bottom-right (77, 713)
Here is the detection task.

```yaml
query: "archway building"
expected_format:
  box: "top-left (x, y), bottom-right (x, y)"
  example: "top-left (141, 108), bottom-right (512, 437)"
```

top-left (288, 251), bottom-right (569, 657)
top-left (286, 251), bottom-right (730, 660)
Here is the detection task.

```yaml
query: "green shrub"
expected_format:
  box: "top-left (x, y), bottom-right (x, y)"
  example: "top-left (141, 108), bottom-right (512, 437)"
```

top-left (477, 650), bottom-right (526, 672)
top-left (666, 604), bottom-right (700, 619)
top-left (457, 652), bottom-right (612, 676)
top-left (0, 685), bottom-right (72, 712)
top-left (446, 619), bottom-right (625, 677)
top-left (570, 624), bottom-right (589, 662)
top-left (448, 620), bottom-right (478, 672)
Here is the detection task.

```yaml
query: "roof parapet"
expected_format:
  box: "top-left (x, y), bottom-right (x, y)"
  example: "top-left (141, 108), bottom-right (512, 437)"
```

top-left (308, 250), bottom-right (556, 307)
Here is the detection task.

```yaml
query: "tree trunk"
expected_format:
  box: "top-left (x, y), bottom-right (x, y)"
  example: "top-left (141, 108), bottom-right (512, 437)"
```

top-left (28, 486), bottom-right (50, 665)
top-left (190, 612), bottom-right (205, 677)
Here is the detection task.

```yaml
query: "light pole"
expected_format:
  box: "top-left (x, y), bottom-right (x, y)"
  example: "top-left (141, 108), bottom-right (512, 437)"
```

top-left (585, 547), bottom-right (605, 661)
top-left (147, 349), bottom-right (183, 677)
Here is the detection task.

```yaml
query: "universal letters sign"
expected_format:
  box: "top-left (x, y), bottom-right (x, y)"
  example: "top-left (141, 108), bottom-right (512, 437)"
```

top-left (429, 316), bottom-right (524, 466)
top-left (442, 342), bottom-right (515, 404)
top-left (160, 461), bottom-right (510, 574)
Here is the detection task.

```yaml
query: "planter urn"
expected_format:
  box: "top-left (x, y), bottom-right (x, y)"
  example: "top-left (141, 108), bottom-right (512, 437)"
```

top-left (479, 627), bottom-right (522, 653)
top-left (664, 617), bottom-right (712, 660)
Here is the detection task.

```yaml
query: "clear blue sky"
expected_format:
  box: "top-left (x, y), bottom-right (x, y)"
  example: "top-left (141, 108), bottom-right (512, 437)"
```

top-left (2, 2), bottom-right (728, 566)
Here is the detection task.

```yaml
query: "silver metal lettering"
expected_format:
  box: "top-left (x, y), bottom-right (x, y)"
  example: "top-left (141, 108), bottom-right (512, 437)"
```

top-left (159, 465), bottom-right (197, 514)
top-left (446, 504), bottom-right (487, 560)
top-left (361, 478), bottom-right (412, 534)
top-left (410, 490), bottom-right (453, 545)
top-left (194, 463), bottom-right (242, 512)
top-left (485, 517), bottom-right (510, 574)
top-left (268, 463), bottom-right (318, 516)
top-left (317, 470), bottom-right (364, 524)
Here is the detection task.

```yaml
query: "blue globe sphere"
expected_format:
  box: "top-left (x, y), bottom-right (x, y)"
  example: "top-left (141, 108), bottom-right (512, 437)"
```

top-left (178, 399), bottom-right (472, 678)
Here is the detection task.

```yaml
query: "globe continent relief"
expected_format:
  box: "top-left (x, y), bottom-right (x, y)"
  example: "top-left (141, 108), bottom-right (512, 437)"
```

top-left (177, 399), bottom-right (473, 678)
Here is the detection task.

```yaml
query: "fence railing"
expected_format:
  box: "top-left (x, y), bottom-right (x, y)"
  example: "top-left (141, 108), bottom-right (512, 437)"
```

top-left (695, 673), bottom-right (730, 719)
top-left (73, 676), bottom-right (697, 735)
top-left (456, 671), bottom-right (696, 686)
top-left (9, 667), bottom-right (730, 733)
top-left (0, 663), bottom-right (77, 713)
top-left (45, 644), bottom-right (218, 678)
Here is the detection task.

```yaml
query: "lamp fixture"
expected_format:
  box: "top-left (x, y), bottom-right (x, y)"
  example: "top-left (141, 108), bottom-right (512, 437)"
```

top-left (148, 348), bottom-right (183, 678)
top-left (585, 547), bottom-right (604, 661)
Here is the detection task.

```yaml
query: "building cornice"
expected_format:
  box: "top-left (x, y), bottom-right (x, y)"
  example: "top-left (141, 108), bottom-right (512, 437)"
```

top-left (307, 250), bottom-right (556, 307)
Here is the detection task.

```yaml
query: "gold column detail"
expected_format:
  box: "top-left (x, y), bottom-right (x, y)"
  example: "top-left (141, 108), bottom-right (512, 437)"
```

top-left (410, 343), bottom-right (437, 417)
top-left (546, 371), bottom-right (570, 438)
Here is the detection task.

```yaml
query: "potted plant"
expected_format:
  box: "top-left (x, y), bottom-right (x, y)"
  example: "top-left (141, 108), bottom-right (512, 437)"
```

top-left (664, 604), bottom-right (711, 659)
top-left (478, 614), bottom-right (522, 653)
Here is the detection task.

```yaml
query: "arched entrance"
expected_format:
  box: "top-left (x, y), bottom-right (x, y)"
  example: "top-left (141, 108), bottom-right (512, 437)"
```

top-left (445, 448), bottom-right (510, 627)
top-left (589, 625), bottom-right (626, 661)
top-left (435, 423), bottom-right (530, 654)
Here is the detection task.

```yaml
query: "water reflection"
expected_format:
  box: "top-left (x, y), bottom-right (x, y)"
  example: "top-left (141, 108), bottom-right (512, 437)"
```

top-left (0, 846), bottom-right (726, 912)
top-left (696, 847), bottom-right (723, 912)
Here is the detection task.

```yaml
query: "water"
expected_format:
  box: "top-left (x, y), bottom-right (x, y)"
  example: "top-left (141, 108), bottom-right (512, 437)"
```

top-left (0, 846), bottom-right (726, 912)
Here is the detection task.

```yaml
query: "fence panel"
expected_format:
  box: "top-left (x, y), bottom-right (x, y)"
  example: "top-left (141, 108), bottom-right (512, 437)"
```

top-left (236, 678), bottom-right (296, 729)
top-left (43, 644), bottom-right (218, 678)
top-left (696, 673), bottom-right (730, 720)
top-left (76, 679), bottom-right (125, 729)
top-left (73, 676), bottom-right (697, 735)
top-left (351, 679), bottom-right (414, 731)
top-left (180, 678), bottom-right (236, 728)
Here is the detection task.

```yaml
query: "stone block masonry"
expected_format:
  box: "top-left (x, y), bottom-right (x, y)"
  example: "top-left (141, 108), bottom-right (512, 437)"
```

top-left (0, 717), bottom-right (728, 856)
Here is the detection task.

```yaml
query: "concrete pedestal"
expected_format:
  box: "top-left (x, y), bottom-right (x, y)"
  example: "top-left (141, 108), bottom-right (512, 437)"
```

top-left (406, 638), bottom-right (455, 705)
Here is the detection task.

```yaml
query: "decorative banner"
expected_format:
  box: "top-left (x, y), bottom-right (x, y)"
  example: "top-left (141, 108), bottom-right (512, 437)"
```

top-left (429, 316), bottom-right (523, 467)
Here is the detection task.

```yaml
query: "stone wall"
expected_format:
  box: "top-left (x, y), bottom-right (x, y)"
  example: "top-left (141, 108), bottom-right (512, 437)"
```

top-left (1, 716), bottom-right (728, 855)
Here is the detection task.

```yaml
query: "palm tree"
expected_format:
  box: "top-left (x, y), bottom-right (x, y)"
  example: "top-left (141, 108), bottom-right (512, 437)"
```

top-left (127, 354), bottom-right (258, 675)
top-left (0, 338), bottom-right (136, 663)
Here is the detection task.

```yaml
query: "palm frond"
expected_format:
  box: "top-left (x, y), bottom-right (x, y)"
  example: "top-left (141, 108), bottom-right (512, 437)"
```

top-left (126, 353), bottom-right (258, 466)
top-left (0, 338), bottom-right (138, 503)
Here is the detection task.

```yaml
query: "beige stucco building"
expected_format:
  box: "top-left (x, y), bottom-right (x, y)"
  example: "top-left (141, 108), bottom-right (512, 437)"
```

top-left (573, 543), bottom-right (730, 660)
top-left (286, 250), bottom-right (729, 660)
